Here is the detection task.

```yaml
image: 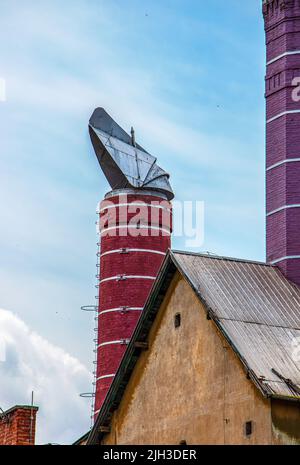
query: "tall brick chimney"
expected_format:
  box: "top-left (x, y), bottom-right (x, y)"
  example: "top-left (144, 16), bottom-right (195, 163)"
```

top-left (263, 0), bottom-right (300, 285)
top-left (95, 189), bottom-right (172, 417)
top-left (0, 405), bottom-right (38, 445)
top-left (88, 108), bottom-right (174, 418)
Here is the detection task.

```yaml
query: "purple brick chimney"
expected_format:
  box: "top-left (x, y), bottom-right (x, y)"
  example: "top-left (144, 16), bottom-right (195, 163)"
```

top-left (263, 0), bottom-right (300, 286)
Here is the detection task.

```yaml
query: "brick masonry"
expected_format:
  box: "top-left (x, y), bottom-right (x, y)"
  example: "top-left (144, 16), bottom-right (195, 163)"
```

top-left (0, 405), bottom-right (38, 445)
top-left (263, 0), bottom-right (300, 285)
top-left (94, 190), bottom-right (172, 415)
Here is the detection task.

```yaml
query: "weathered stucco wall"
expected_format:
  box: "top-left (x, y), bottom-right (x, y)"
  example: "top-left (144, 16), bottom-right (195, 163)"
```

top-left (102, 273), bottom-right (298, 445)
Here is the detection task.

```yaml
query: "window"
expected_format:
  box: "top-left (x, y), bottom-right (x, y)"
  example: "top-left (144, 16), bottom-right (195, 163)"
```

top-left (245, 421), bottom-right (253, 437)
top-left (174, 313), bottom-right (181, 328)
top-left (179, 440), bottom-right (187, 445)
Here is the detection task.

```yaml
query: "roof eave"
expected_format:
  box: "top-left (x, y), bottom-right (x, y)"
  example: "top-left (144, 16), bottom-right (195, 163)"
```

top-left (270, 394), bottom-right (300, 403)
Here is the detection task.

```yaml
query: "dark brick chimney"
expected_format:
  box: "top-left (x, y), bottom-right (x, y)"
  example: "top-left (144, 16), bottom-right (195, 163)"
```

top-left (263, 0), bottom-right (300, 285)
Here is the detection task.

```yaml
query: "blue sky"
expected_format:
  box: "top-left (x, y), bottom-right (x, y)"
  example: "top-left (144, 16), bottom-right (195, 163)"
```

top-left (0, 0), bottom-right (265, 442)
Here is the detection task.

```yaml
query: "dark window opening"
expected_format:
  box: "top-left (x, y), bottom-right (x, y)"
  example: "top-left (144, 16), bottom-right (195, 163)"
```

top-left (179, 440), bottom-right (187, 445)
top-left (245, 421), bottom-right (253, 437)
top-left (174, 313), bottom-right (181, 328)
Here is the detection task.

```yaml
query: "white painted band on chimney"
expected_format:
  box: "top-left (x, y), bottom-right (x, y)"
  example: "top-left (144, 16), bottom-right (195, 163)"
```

top-left (96, 374), bottom-right (115, 382)
top-left (267, 50), bottom-right (300, 66)
top-left (97, 339), bottom-right (130, 348)
top-left (271, 256), bottom-right (300, 265)
top-left (267, 158), bottom-right (300, 171)
top-left (104, 188), bottom-right (169, 201)
top-left (99, 307), bottom-right (143, 316)
top-left (267, 204), bottom-right (300, 217)
top-left (100, 248), bottom-right (166, 258)
top-left (267, 110), bottom-right (300, 124)
top-left (99, 275), bottom-right (156, 284)
top-left (100, 224), bottom-right (171, 235)
top-left (99, 202), bottom-right (171, 213)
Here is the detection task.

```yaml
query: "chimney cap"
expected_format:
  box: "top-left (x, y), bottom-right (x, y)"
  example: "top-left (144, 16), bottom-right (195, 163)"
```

top-left (89, 107), bottom-right (174, 200)
top-left (1, 405), bottom-right (39, 417)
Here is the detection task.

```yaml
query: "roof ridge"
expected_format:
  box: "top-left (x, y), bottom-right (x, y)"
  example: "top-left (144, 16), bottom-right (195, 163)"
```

top-left (171, 249), bottom-right (270, 267)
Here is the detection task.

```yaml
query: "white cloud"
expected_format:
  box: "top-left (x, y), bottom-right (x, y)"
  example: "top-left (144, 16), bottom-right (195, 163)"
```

top-left (0, 308), bottom-right (92, 444)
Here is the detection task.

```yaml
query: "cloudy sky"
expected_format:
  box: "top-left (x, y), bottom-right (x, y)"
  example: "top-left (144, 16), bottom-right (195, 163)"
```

top-left (0, 0), bottom-right (265, 443)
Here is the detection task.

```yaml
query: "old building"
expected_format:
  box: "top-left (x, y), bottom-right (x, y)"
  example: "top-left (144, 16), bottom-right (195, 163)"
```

top-left (74, 0), bottom-right (300, 446)
top-left (86, 251), bottom-right (300, 445)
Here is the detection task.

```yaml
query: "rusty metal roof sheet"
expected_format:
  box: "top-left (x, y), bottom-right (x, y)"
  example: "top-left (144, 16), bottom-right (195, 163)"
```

top-left (172, 251), bottom-right (300, 399)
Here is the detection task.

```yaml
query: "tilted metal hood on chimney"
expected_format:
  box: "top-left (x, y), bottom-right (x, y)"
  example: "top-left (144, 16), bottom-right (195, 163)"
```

top-left (89, 107), bottom-right (174, 200)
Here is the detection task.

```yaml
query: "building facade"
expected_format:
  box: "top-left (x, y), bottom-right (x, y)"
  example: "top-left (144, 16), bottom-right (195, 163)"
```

top-left (88, 252), bottom-right (300, 445)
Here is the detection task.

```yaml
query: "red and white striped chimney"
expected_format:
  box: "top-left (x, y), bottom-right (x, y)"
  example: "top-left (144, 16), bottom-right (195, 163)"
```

top-left (94, 189), bottom-right (172, 416)
top-left (88, 108), bottom-right (174, 418)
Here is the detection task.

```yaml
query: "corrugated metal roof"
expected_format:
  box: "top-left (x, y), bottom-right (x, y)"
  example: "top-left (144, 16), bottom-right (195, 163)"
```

top-left (172, 251), bottom-right (300, 398)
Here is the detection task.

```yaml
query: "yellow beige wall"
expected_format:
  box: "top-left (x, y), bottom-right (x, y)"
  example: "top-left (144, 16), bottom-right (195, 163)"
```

top-left (102, 273), bottom-right (297, 445)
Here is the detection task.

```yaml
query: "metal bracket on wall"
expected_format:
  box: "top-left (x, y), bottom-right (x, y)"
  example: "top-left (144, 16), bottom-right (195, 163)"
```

top-left (120, 248), bottom-right (129, 254)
